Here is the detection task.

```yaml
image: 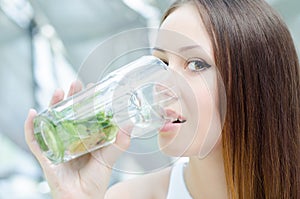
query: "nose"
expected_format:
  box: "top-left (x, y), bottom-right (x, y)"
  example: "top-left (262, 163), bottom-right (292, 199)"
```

top-left (153, 83), bottom-right (179, 108)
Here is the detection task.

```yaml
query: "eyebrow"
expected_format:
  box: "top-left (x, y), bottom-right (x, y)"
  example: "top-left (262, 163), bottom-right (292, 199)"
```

top-left (153, 45), bottom-right (202, 53)
top-left (178, 45), bottom-right (202, 52)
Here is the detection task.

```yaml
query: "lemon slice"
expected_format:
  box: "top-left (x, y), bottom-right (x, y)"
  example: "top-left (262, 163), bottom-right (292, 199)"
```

top-left (68, 132), bottom-right (105, 154)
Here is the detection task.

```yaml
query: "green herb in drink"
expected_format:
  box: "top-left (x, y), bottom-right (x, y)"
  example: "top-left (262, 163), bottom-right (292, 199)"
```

top-left (34, 110), bottom-right (118, 163)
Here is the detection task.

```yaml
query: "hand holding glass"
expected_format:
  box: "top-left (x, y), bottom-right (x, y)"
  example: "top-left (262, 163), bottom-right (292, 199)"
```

top-left (33, 56), bottom-right (179, 164)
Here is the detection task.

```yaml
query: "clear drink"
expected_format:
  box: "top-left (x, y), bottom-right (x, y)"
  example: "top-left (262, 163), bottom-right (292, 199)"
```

top-left (34, 56), bottom-right (178, 164)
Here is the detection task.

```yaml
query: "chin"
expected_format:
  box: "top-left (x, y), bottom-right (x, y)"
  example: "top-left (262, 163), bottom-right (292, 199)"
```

top-left (160, 147), bottom-right (187, 157)
top-left (158, 138), bottom-right (195, 157)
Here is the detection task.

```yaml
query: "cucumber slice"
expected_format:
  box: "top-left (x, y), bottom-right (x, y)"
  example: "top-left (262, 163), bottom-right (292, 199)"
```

top-left (34, 132), bottom-right (48, 151)
top-left (41, 120), bottom-right (64, 162)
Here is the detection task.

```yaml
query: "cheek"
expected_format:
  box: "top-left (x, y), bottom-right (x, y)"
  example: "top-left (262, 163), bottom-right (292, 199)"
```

top-left (183, 73), bottom-right (218, 155)
top-left (192, 80), bottom-right (215, 147)
top-left (158, 70), bottom-right (224, 157)
top-left (192, 71), bottom-right (224, 157)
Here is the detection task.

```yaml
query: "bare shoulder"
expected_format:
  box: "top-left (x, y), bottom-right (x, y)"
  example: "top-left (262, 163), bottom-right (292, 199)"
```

top-left (105, 166), bottom-right (172, 199)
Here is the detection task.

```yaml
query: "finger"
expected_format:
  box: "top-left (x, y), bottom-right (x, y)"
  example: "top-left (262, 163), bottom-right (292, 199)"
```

top-left (49, 88), bottom-right (65, 106)
top-left (91, 126), bottom-right (132, 168)
top-left (81, 130), bottom-right (131, 198)
top-left (24, 109), bottom-right (50, 165)
top-left (86, 83), bottom-right (95, 89)
top-left (67, 80), bottom-right (83, 97)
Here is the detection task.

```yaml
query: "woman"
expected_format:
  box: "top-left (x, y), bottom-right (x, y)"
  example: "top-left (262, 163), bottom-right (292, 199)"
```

top-left (25, 0), bottom-right (300, 198)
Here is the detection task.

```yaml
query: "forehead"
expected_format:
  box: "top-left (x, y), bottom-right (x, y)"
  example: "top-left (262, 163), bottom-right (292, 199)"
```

top-left (157, 4), bottom-right (213, 61)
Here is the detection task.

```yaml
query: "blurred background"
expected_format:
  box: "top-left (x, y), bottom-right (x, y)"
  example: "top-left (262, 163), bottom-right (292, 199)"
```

top-left (0, 0), bottom-right (299, 198)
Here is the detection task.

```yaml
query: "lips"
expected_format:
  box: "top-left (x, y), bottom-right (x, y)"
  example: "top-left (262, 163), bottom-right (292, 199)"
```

top-left (172, 118), bottom-right (187, 123)
top-left (159, 109), bottom-right (186, 133)
top-left (164, 109), bottom-right (186, 124)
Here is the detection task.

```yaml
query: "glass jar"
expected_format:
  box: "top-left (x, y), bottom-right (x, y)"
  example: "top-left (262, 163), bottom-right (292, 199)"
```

top-left (33, 56), bottom-right (179, 164)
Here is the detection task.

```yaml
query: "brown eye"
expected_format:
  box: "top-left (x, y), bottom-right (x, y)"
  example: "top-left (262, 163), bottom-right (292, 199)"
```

top-left (187, 59), bottom-right (211, 72)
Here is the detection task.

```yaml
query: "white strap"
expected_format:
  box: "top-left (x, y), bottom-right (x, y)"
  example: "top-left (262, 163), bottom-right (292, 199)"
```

top-left (166, 162), bottom-right (192, 199)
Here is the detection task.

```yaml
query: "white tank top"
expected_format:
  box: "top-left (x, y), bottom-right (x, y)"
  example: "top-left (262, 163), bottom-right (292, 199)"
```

top-left (166, 162), bottom-right (193, 199)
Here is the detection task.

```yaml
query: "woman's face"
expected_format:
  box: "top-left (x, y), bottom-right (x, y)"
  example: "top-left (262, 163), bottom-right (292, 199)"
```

top-left (153, 4), bottom-right (224, 157)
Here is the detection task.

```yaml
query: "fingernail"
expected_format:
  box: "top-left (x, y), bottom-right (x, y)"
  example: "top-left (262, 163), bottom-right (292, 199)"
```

top-left (29, 108), bottom-right (37, 115)
top-left (54, 88), bottom-right (64, 97)
top-left (74, 80), bottom-right (82, 89)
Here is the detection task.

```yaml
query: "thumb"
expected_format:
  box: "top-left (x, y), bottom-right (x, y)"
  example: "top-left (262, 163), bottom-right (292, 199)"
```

top-left (24, 109), bottom-right (50, 165)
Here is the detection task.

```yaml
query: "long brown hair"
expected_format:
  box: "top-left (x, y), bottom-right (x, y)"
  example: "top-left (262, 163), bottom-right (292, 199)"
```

top-left (162, 0), bottom-right (300, 198)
